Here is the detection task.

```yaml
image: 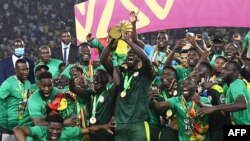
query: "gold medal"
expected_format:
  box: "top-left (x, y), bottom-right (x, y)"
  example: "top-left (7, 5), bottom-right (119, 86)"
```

top-left (89, 117), bottom-right (97, 124)
top-left (133, 72), bottom-right (139, 77)
top-left (120, 91), bottom-right (127, 98)
top-left (173, 90), bottom-right (177, 96)
top-left (99, 96), bottom-right (104, 103)
top-left (166, 109), bottom-right (173, 118)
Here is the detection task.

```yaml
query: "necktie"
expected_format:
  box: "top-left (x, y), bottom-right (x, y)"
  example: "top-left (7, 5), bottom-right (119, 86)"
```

top-left (63, 47), bottom-right (68, 63)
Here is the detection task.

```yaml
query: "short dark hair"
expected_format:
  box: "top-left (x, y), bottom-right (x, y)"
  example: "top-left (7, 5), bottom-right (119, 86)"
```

top-left (46, 113), bottom-right (64, 124)
top-left (15, 59), bottom-right (27, 68)
top-left (181, 49), bottom-right (189, 54)
top-left (215, 56), bottom-right (227, 62)
top-left (198, 62), bottom-right (213, 74)
top-left (38, 71), bottom-right (52, 81)
top-left (79, 42), bottom-right (89, 48)
top-left (70, 66), bottom-right (83, 74)
top-left (163, 65), bottom-right (177, 79)
top-left (187, 48), bottom-right (197, 53)
top-left (60, 30), bottom-right (70, 35)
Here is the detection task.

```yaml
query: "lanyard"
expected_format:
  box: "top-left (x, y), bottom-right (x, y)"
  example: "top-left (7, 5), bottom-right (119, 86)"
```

top-left (151, 48), bottom-right (166, 63)
top-left (181, 96), bottom-right (195, 115)
top-left (162, 91), bottom-right (168, 101)
top-left (15, 76), bottom-right (26, 100)
top-left (91, 91), bottom-right (105, 118)
top-left (123, 71), bottom-right (137, 91)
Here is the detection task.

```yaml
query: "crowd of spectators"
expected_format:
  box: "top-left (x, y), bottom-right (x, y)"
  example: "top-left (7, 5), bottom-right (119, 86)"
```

top-left (0, 0), bottom-right (80, 61)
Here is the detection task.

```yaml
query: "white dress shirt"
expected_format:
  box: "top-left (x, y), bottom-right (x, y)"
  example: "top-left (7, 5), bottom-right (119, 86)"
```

top-left (61, 42), bottom-right (71, 64)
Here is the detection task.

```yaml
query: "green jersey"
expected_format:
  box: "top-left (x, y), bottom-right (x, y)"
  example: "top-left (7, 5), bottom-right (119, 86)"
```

top-left (115, 66), bottom-right (154, 123)
top-left (30, 83), bottom-right (38, 94)
top-left (0, 76), bottom-right (31, 129)
top-left (36, 58), bottom-right (62, 79)
top-left (19, 87), bottom-right (61, 126)
top-left (90, 87), bottom-right (115, 125)
top-left (166, 96), bottom-right (210, 141)
top-left (174, 65), bottom-right (191, 83)
top-left (89, 38), bottom-right (104, 56)
top-left (226, 79), bottom-right (250, 125)
top-left (27, 126), bottom-right (82, 141)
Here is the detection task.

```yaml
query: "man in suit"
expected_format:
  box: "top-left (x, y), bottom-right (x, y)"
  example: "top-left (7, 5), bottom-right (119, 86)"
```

top-left (51, 30), bottom-right (79, 64)
top-left (0, 39), bottom-right (35, 86)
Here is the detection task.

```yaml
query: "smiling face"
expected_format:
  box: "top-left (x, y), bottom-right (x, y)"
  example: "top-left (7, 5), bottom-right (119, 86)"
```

top-left (182, 78), bottom-right (197, 99)
top-left (15, 62), bottom-right (29, 82)
top-left (225, 44), bottom-right (237, 61)
top-left (156, 33), bottom-right (168, 49)
top-left (187, 49), bottom-right (199, 67)
top-left (61, 32), bottom-right (71, 45)
top-left (38, 78), bottom-right (53, 98)
top-left (79, 46), bottom-right (91, 62)
top-left (48, 122), bottom-right (62, 141)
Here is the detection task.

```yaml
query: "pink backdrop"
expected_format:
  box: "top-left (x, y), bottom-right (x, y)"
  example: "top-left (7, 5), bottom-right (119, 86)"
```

top-left (75, 0), bottom-right (250, 43)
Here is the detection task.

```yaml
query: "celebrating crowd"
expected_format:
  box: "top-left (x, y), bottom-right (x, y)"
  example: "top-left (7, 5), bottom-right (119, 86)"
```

top-left (0, 9), bottom-right (250, 141)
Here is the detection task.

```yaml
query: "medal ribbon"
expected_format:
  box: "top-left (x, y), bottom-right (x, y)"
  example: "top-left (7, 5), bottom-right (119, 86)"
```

top-left (91, 91), bottom-right (105, 118)
top-left (123, 71), bottom-right (137, 91)
top-left (151, 48), bottom-right (159, 63)
top-left (162, 91), bottom-right (168, 101)
top-left (16, 76), bottom-right (27, 120)
top-left (181, 96), bottom-right (196, 135)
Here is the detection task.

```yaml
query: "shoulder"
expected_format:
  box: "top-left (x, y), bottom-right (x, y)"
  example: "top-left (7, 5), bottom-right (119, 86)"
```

top-left (0, 56), bottom-right (12, 64)
top-left (70, 44), bottom-right (78, 50)
top-left (230, 79), bottom-right (246, 88)
top-left (24, 57), bottom-right (35, 64)
top-left (51, 46), bottom-right (61, 51)
top-left (29, 91), bottom-right (41, 100)
top-left (1, 76), bottom-right (15, 86)
top-left (51, 58), bottom-right (63, 64)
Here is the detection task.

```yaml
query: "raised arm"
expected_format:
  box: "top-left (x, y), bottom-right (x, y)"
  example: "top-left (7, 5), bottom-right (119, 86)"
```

top-left (130, 11), bottom-right (144, 49)
top-left (100, 39), bottom-right (115, 76)
top-left (122, 32), bottom-right (153, 70)
top-left (164, 40), bottom-right (185, 67)
top-left (86, 33), bottom-right (104, 56)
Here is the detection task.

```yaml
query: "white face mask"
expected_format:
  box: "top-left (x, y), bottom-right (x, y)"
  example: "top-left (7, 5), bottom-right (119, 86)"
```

top-left (14, 47), bottom-right (25, 57)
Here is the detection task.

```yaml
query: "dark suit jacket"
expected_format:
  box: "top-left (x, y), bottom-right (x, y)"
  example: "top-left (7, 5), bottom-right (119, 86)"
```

top-left (0, 56), bottom-right (35, 85)
top-left (51, 43), bottom-right (79, 64)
